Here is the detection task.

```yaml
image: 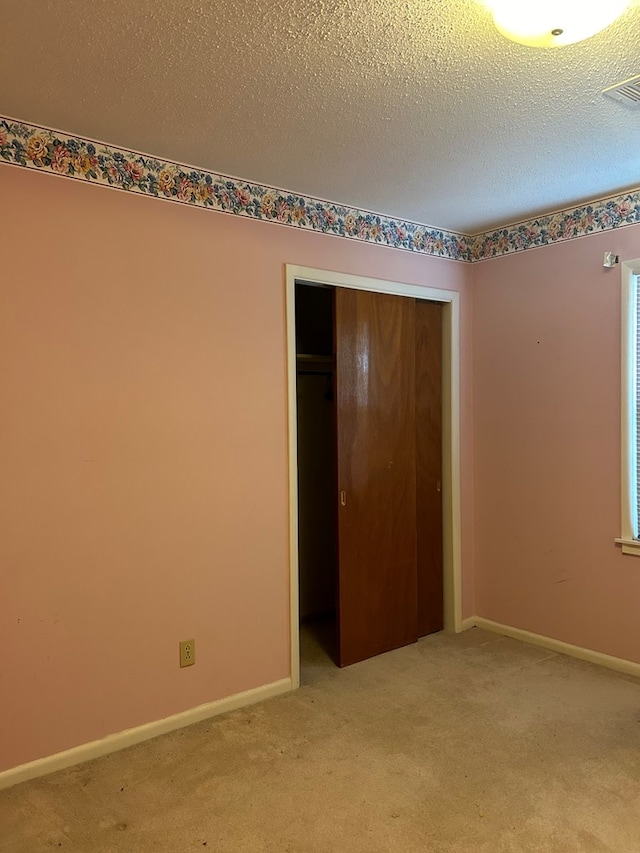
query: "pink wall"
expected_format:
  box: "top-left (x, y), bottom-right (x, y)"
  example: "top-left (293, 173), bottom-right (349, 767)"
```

top-left (473, 226), bottom-right (640, 661)
top-left (0, 165), bottom-right (474, 772)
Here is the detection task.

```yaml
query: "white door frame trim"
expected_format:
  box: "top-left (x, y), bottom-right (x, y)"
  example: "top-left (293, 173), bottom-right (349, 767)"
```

top-left (285, 265), bottom-right (463, 688)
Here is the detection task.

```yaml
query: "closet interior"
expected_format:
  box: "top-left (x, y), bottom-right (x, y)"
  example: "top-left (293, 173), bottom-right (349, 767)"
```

top-left (295, 283), bottom-right (338, 660)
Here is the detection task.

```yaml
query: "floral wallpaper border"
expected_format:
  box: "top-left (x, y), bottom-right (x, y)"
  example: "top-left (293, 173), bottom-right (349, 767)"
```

top-left (1, 116), bottom-right (639, 262)
top-left (0, 118), bottom-right (468, 262)
top-left (470, 189), bottom-right (640, 262)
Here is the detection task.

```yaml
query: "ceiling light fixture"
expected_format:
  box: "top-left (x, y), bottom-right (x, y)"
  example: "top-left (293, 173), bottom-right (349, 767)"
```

top-left (487, 0), bottom-right (632, 48)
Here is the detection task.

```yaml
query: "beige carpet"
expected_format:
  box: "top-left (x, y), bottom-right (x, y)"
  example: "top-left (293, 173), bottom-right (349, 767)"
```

top-left (2, 626), bottom-right (640, 852)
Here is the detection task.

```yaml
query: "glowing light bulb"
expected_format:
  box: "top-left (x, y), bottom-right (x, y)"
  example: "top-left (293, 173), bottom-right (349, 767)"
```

top-left (489, 0), bottom-right (632, 47)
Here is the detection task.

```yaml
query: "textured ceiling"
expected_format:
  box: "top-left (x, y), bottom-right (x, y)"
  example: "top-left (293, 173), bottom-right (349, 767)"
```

top-left (2, 0), bottom-right (640, 234)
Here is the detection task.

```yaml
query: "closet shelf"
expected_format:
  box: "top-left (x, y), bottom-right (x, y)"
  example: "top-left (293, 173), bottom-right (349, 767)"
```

top-left (296, 354), bottom-right (334, 374)
top-left (296, 353), bottom-right (333, 361)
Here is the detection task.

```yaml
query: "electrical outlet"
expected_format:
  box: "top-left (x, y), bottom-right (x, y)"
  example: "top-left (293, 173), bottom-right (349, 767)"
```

top-left (179, 639), bottom-right (195, 668)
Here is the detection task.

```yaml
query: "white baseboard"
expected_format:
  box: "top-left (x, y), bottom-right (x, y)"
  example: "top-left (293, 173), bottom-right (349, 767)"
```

top-left (6, 621), bottom-right (638, 791)
top-left (469, 616), bottom-right (640, 679)
top-left (0, 677), bottom-right (292, 791)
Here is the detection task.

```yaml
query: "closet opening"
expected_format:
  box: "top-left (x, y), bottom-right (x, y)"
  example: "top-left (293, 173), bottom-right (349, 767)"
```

top-left (287, 265), bottom-right (464, 687)
top-left (294, 282), bottom-right (338, 666)
top-left (294, 278), bottom-right (447, 675)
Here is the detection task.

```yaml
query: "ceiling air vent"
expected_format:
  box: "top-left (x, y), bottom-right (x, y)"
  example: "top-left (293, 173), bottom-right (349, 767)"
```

top-left (602, 75), bottom-right (640, 107)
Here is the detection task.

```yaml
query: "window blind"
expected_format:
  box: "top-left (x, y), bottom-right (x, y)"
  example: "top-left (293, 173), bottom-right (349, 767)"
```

top-left (635, 274), bottom-right (640, 535)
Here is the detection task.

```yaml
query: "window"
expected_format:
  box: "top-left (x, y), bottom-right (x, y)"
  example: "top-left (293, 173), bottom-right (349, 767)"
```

top-left (617, 259), bottom-right (640, 555)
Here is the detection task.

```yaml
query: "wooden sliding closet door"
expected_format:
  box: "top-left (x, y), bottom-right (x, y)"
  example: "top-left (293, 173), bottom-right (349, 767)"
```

top-left (415, 300), bottom-right (443, 636)
top-left (335, 289), bottom-right (418, 667)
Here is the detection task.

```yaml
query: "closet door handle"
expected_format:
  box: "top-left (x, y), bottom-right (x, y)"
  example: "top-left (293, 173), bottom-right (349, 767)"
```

top-left (340, 490), bottom-right (347, 506)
